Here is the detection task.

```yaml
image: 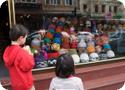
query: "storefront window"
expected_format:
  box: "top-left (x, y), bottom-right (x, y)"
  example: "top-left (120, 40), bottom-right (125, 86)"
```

top-left (0, 0), bottom-right (125, 76)
top-left (12, 0), bottom-right (125, 68)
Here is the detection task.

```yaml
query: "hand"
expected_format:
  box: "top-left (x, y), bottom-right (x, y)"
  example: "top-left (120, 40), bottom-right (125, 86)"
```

top-left (23, 45), bottom-right (33, 55)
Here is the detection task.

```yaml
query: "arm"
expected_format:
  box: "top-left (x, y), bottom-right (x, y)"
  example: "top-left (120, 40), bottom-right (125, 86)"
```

top-left (18, 49), bottom-right (35, 72)
top-left (49, 79), bottom-right (55, 90)
top-left (77, 78), bottom-right (84, 90)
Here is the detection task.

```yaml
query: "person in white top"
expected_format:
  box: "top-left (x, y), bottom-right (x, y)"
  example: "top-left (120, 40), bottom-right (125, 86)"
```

top-left (49, 54), bottom-right (84, 90)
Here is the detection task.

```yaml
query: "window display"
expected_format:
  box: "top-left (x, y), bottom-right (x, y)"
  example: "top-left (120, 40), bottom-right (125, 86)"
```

top-left (14, 0), bottom-right (125, 69)
top-left (25, 17), bottom-right (125, 69)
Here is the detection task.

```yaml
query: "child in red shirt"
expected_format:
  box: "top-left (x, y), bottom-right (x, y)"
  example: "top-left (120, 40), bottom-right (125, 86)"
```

top-left (3, 24), bottom-right (35, 90)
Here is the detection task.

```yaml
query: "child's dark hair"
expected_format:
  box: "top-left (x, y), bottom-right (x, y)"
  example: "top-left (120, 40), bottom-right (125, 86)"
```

top-left (55, 54), bottom-right (75, 78)
top-left (9, 24), bottom-right (28, 41)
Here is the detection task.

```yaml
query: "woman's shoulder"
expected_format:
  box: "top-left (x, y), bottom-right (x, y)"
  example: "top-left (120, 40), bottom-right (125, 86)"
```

top-left (52, 76), bottom-right (82, 82)
top-left (70, 76), bottom-right (82, 81)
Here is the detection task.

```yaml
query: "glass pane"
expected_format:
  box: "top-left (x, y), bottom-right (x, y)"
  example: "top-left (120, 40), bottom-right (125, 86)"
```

top-left (1, 0), bottom-right (124, 70)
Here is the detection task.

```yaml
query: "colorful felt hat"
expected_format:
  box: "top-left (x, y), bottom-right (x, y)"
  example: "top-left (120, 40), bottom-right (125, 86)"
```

top-left (49, 28), bottom-right (55, 34)
top-left (44, 38), bottom-right (51, 44)
top-left (51, 43), bottom-right (60, 51)
top-left (103, 43), bottom-right (111, 49)
top-left (45, 32), bottom-right (53, 39)
top-left (31, 39), bottom-right (41, 46)
top-left (87, 44), bottom-right (95, 53)
top-left (53, 38), bottom-right (62, 45)
top-left (54, 33), bottom-right (62, 38)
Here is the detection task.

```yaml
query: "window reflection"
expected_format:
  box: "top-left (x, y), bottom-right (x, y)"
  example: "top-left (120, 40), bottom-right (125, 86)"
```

top-left (12, 0), bottom-right (125, 69)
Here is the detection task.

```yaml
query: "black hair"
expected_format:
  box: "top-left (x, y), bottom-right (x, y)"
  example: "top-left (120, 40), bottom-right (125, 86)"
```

top-left (55, 54), bottom-right (75, 78)
top-left (9, 24), bottom-right (28, 41)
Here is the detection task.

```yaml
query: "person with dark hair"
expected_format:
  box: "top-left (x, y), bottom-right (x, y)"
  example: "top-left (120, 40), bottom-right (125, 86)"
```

top-left (49, 54), bottom-right (84, 90)
top-left (3, 24), bottom-right (35, 90)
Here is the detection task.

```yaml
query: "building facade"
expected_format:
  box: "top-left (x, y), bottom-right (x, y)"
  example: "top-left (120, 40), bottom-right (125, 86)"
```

top-left (80, 0), bottom-right (124, 19)
top-left (40, 0), bottom-right (80, 16)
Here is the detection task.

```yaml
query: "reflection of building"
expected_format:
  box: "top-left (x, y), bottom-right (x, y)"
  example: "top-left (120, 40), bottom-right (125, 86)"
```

top-left (80, 0), bottom-right (124, 19)
top-left (14, 0), bottom-right (80, 30)
top-left (15, 0), bottom-right (43, 30)
top-left (41, 0), bottom-right (80, 17)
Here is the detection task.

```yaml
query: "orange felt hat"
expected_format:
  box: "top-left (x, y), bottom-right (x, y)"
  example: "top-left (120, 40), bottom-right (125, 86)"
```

top-left (45, 32), bottom-right (53, 39)
top-left (87, 44), bottom-right (95, 53)
top-left (56, 26), bottom-right (62, 33)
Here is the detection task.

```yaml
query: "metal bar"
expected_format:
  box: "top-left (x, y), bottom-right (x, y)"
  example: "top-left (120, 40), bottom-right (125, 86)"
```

top-left (7, 0), bottom-right (16, 28)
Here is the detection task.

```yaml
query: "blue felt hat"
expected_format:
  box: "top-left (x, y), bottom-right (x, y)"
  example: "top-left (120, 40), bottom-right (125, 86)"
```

top-left (103, 43), bottom-right (111, 49)
top-left (49, 29), bottom-right (55, 34)
top-left (53, 38), bottom-right (62, 45)
top-left (54, 33), bottom-right (62, 38)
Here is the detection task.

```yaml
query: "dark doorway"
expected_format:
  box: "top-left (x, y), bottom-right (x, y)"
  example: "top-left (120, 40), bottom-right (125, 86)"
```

top-left (0, 1), bottom-right (10, 79)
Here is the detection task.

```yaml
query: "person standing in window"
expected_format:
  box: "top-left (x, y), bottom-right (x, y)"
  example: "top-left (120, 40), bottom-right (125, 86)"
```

top-left (3, 24), bottom-right (35, 90)
top-left (49, 54), bottom-right (84, 90)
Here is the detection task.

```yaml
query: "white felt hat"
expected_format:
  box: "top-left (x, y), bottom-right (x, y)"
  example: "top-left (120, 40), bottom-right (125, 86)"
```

top-left (90, 53), bottom-right (99, 61)
top-left (71, 54), bottom-right (80, 64)
top-left (31, 39), bottom-right (40, 46)
top-left (107, 50), bottom-right (115, 58)
top-left (80, 53), bottom-right (89, 62)
top-left (78, 39), bottom-right (87, 48)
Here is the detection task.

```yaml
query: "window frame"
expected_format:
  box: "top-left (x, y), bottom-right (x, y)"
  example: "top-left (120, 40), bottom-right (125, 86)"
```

top-left (64, 0), bottom-right (73, 6)
top-left (47, 0), bottom-right (60, 5)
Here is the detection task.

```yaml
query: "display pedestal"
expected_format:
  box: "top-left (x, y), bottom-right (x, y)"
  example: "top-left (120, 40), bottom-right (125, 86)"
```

top-left (3, 57), bottom-right (125, 90)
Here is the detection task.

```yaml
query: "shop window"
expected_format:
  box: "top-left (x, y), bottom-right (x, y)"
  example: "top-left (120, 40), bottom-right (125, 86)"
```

top-left (10, 0), bottom-right (125, 68)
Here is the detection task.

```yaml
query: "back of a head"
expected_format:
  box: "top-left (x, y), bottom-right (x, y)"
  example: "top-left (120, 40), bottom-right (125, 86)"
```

top-left (56, 54), bottom-right (75, 78)
top-left (9, 24), bottom-right (28, 41)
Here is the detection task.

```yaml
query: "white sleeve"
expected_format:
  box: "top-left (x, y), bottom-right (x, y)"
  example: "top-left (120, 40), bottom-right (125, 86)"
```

top-left (77, 79), bottom-right (84, 90)
top-left (49, 79), bottom-right (55, 90)
top-left (118, 83), bottom-right (125, 90)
